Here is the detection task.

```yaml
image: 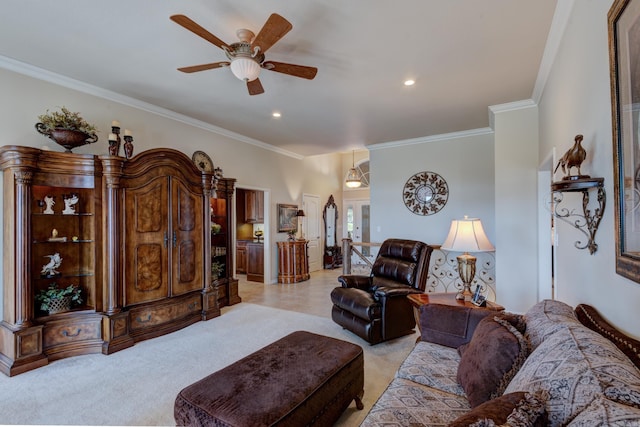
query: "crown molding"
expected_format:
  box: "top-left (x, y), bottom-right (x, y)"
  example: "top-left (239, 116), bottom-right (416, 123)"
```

top-left (368, 127), bottom-right (494, 151)
top-left (0, 55), bottom-right (304, 160)
top-left (532, 0), bottom-right (575, 103)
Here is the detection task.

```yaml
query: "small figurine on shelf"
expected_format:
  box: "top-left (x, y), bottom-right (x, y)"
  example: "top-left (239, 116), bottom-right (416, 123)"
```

top-left (41, 253), bottom-right (62, 278)
top-left (554, 134), bottom-right (589, 181)
top-left (287, 230), bottom-right (297, 241)
top-left (43, 195), bottom-right (55, 214)
top-left (62, 194), bottom-right (79, 215)
top-left (48, 228), bottom-right (67, 242)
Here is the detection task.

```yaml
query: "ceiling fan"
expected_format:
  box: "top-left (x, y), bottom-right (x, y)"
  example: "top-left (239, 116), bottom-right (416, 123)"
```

top-left (170, 13), bottom-right (318, 95)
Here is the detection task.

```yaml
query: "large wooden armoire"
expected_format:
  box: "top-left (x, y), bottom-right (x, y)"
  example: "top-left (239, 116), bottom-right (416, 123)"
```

top-left (0, 146), bottom-right (237, 376)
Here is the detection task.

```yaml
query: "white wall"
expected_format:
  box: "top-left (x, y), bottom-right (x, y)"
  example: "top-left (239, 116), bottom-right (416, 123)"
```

top-left (492, 102), bottom-right (540, 313)
top-left (538, 0), bottom-right (640, 337)
top-left (369, 131), bottom-right (495, 257)
top-left (0, 67), bottom-right (340, 285)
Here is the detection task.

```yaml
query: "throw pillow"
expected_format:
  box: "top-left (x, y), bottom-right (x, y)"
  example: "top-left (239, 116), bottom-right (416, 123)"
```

top-left (459, 312), bottom-right (526, 358)
top-left (524, 299), bottom-right (580, 350)
top-left (457, 315), bottom-right (530, 408)
top-left (448, 390), bottom-right (548, 427)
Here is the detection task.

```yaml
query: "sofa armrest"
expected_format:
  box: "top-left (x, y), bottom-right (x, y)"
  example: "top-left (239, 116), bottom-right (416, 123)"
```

top-left (575, 303), bottom-right (640, 370)
top-left (419, 303), bottom-right (494, 348)
top-left (337, 275), bottom-right (371, 291)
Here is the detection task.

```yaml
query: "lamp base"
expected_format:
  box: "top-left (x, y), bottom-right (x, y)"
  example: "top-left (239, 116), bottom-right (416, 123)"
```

top-left (455, 284), bottom-right (474, 301)
top-left (455, 253), bottom-right (477, 302)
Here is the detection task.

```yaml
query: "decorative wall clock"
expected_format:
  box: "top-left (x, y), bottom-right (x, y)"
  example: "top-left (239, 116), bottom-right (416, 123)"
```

top-left (402, 171), bottom-right (449, 215)
top-left (192, 150), bottom-right (214, 172)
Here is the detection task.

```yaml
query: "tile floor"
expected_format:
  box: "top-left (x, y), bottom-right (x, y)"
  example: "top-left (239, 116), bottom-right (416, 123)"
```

top-left (237, 267), bottom-right (344, 318)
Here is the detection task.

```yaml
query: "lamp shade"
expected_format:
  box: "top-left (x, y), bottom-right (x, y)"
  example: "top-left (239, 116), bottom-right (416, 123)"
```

top-left (230, 57), bottom-right (261, 82)
top-left (296, 210), bottom-right (305, 217)
top-left (441, 217), bottom-right (495, 253)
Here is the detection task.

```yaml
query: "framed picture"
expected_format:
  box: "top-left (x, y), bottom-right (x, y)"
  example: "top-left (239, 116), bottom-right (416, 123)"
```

top-left (609, 0), bottom-right (640, 283)
top-left (278, 204), bottom-right (298, 233)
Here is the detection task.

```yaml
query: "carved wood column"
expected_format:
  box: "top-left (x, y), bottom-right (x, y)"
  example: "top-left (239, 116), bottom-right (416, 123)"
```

top-left (11, 168), bottom-right (34, 327)
top-left (99, 156), bottom-right (133, 355)
top-left (201, 172), bottom-right (220, 320)
top-left (99, 157), bottom-right (124, 315)
top-left (0, 146), bottom-right (48, 376)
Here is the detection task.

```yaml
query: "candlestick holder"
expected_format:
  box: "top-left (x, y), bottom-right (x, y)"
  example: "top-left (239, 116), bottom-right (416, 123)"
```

top-left (124, 135), bottom-right (134, 159)
top-left (108, 125), bottom-right (121, 156)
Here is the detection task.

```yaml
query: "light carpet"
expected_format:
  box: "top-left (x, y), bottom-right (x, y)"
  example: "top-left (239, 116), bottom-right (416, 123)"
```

top-left (0, 303), bottom-right (418, 426)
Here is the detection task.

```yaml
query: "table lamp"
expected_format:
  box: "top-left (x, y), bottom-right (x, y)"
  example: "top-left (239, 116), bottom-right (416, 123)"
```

top-left (296, 209), bottom-right (305, 239)
top-left (441, 216), bottom-right (495, 301)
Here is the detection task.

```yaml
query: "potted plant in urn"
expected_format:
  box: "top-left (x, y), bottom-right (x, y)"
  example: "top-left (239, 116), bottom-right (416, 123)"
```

top-left (35, 283), bottom-right (82, 315)
top-left (35, 106), bottom-right (98, 152)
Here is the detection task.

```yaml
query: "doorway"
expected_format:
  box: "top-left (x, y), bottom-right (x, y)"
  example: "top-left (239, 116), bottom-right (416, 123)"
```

top-left (538, 150), bottom-right (555, 301)
top-left (343, 199), bottom-right (375, 265)
top-left (302, 193), bottom-right (322, 272)
top-left (235, 187), bottom-right (270, 284)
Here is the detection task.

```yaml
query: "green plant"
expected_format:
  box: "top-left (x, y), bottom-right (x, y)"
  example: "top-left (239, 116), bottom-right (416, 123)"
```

top-left (35, 283), bottom-right (82, 313)
top-left (211, 261), bottom-right (224, 280)
top-left (36, 106), bottom-right (97, 135)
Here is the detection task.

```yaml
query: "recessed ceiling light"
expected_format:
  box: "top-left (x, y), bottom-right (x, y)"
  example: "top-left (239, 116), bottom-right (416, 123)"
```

top-left (272, 112), bottom-right (281, 118)
top-left (404, 79), bottom-right (415, 86)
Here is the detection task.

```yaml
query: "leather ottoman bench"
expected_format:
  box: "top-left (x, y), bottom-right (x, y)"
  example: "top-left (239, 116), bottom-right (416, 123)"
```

top-left (174, 330), bottom-right (364, 426)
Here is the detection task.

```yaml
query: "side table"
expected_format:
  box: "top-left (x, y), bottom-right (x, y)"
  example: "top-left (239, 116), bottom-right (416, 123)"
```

top-left (407, 292), bottom-right (504, 334)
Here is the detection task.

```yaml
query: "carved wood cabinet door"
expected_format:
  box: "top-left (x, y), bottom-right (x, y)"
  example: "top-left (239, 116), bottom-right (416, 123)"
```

top-left (123, 176), bottom-right (203, 306)
top-left (124, 177), bottom-right (170, 306)
top-left (170, 178), bottom-right (203, 296)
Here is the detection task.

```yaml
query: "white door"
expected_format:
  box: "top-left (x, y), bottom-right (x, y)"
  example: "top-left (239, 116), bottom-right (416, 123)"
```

top-left (303, 194), bottom-right (322, 272)
top-left (343, 199), bottom-right (376, 265)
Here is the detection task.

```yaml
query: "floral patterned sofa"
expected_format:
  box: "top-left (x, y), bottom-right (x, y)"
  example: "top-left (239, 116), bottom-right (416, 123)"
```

top-left (361, 299), bottom-right (640, 426)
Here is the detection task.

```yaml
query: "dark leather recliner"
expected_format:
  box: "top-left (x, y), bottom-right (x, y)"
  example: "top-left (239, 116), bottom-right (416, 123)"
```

top-left (330, 239), bottom-right (433, 345)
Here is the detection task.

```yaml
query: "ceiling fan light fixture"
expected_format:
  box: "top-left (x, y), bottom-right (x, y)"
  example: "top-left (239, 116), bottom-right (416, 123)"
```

top-left (230, 57), bottom-right (261, 82)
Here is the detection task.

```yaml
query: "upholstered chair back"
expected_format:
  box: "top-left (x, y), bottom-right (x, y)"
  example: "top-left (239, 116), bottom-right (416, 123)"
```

top-left (370, 239), bottom-right (432, 291)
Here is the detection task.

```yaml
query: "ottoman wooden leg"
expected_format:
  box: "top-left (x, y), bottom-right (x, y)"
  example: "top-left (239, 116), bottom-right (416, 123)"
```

top-left (355, 390), bottom-right (365, 410)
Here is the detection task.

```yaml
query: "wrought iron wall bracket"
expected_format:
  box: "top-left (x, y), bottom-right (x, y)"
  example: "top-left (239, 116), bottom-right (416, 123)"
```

top-left (551, 177), bottom-right (605, 255)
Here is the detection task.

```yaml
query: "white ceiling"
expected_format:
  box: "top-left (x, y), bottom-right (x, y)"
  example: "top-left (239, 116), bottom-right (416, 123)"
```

top-left (0, 1), bottom-right (557, 157)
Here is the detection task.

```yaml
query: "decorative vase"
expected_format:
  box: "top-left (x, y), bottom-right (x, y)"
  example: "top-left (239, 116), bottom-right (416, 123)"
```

top-left (46, 296), bottom-right (72, 314)
top-left (35, 124), bottom-right (98, 153)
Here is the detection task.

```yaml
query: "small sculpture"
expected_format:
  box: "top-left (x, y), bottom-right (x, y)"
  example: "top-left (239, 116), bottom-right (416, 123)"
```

top-left (48, 228), bottom-right (67, 242)
top-left (555, 134), bottom-right (588, 180)
top-left (62, 194), bottom-right (79, 215)
top-left (41, 253), bottom-right (62, 277)
top-left (43, 195), bottom-right (55, 214)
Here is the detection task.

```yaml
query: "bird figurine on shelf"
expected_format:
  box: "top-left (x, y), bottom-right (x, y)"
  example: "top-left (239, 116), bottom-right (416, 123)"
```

top-left (554, 134), bottom-right (588, 181)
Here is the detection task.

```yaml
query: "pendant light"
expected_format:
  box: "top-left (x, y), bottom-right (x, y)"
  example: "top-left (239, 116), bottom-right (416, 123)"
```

top-left (345, 150), bottom-right (362, 188)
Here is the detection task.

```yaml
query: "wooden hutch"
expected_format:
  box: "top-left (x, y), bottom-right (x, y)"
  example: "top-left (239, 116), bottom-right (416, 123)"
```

top-left (0, 146), bottom-right (238, 376)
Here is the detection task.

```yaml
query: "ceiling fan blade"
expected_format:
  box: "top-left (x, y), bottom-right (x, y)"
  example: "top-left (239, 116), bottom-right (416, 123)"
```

top-left (247, 78), bottom-right (265, 96)
top-left (177, 62), bottom-right (230, 73)
top-left (251, 13), bottom-right (292, 54)
top-left (263, 61), bottom-right (318, 80)
top-left (170, 15), bottom-right (230, 51)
